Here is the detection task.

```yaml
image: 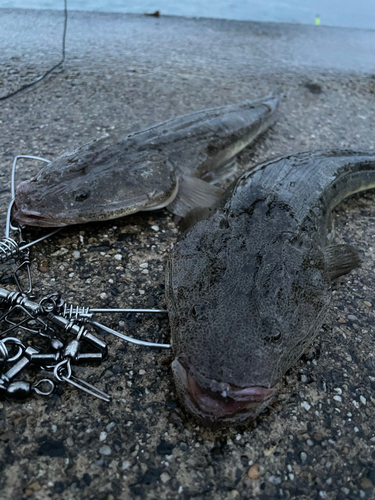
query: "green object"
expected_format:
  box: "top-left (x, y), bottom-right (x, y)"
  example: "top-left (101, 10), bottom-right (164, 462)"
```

top-left (315, 15), bottom-right (321, 26)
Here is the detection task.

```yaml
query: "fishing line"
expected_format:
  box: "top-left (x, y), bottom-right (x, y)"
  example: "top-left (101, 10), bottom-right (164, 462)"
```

top-left (0, 0), bottom-right (68, 101)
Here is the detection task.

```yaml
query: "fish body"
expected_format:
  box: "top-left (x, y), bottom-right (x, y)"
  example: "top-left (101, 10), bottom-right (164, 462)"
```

top-left (166, 150), bottom-right (375, 424)
top-left (13, 93), bottom-right (280, 227)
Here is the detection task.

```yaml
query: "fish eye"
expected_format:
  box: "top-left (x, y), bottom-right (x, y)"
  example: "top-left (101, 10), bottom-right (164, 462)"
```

top-left (74, 189), bottom-right (90, 202)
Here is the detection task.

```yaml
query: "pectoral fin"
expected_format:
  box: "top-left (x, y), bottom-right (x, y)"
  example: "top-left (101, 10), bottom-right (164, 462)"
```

top-left (326, 244), bottom-right (361, 280)
top-left (167, 174), bottom-right (223, 217)
top-left (201, 157), bottom-right (239, 184)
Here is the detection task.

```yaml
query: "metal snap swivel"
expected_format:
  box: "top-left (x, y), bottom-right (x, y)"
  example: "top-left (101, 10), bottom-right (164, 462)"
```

top-left (1, 337), bottom-right (25, 363)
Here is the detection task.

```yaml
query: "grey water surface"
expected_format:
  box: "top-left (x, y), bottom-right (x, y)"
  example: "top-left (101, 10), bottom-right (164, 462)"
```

top-left (1, 0), bottom-right (375, 30)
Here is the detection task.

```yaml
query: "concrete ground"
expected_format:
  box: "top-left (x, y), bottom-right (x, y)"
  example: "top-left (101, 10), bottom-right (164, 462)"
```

top-left (0, 8), bottom-right (375, 500)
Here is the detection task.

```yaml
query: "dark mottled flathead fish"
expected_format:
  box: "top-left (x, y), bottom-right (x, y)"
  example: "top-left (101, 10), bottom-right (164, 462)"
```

top-left (12, 93), bottom-right (280, 227)
top-left (166, 150), bottom-right (375, 425)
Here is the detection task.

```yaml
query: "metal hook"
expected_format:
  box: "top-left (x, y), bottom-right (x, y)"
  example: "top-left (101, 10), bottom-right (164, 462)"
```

top-left (90, 320), bottom-right (171, 349)
top-left (90, 307), bottom-right (168, 314)
top-left (53, 359), bottom-right (110, 401)
top-left (62, 303), bottom-right (168, 320)
top-left (13, 256), bottom-right (33, 295)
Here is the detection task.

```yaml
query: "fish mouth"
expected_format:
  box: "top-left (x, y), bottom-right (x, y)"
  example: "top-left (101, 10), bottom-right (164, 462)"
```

top-left (172, 358), bottom-right (276, 424)
top-left (11, 203), bottom-right (67, 228)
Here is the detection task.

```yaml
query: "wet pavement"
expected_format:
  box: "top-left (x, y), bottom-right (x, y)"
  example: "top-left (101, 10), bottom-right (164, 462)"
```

top-left (0, 8), bottom-right (375, 500)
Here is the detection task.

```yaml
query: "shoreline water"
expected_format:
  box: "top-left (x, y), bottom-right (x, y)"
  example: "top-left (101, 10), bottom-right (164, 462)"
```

top-left (2, 6), bottom-right (375, 32)
top-left (2, 0), bottom-right (375, 30)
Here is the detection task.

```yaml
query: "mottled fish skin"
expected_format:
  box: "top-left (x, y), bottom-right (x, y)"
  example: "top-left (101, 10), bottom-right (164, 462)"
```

top-left (166, 150), bottom-right (375, 425)
top-left (12, 93), bottom-right (280, 227)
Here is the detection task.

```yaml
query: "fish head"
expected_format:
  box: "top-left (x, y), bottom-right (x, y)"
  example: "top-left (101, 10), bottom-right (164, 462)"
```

top-left (12, 137), bottom-right (178, 227)
top-left (166, 204), bottom-right (331, 425)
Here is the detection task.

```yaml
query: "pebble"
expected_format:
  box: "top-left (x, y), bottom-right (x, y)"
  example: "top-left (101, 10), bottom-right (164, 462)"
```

top-left (151, 225), bottom-right (159, 231)
top-left (229, 490), bottom-right (240, 498)
top-left (51, 247), bottom-right (69, 257)
top-left (347, 314), bottom-right (358, 321)
top-left (319, 491), bottom-right (328, 499)
top-left (39, 260), bottom-right (49, 272)
top-left (268, 475), bottom-right (282, 485)
top-left (122, 460), bottom-right (131, 470)
top-left (160, 472), bottom-right (171, 483)
top-left (99, 431), bottom-right (107, 441)
top-left (364, 301), bottom-right (372, 307)
top-left (300, 452), bottom-right (307, 464)
top-left (66, 437), bottom-right (74, 447)
top-left (106, 422), bottom-right (115, 432)
top-left (248, 464), bottom-right (260, 479)
top-left (99, 445), bottom-right (111, 455)
top-left (139, 369), bottom-right (146, 375)
top-left (114, 254), bottom-right (122, 261)
top-left (139, 262), bottom-right (148, 268)
top-left (333, 395), bottom-right (342, 402)
top-left (301, 401), bottom-right (311, 411)
top-left (26, 481), bottom-right (41, 493)
top-left (73, 250), bottom-right (80, 259)
top-left (361, 478), bottom-right (373, 489)
top-left (360, 395), bottom-right (366, 404)
top-left (100, 293), bottom-right (107, 300)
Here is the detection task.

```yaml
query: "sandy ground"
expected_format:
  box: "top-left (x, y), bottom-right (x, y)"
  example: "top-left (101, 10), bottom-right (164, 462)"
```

top-left (1, 8), bottom-right (375, 500)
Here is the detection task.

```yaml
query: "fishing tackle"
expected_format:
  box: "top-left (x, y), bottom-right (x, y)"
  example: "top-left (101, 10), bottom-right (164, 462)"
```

top-left (0, 339), bottom-right (55, 399)
top-left (0, 379), bottom-right (55, 399)
top-left (0, 155), bottom-right (60, 267)
top-left (53, 358), bottom-right (110, 402)
top-left (61, 302), bottom-right (170, 349)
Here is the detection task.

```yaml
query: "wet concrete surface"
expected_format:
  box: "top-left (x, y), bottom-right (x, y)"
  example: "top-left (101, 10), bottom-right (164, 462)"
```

top-left (0, 8), bottom-right (375, 500)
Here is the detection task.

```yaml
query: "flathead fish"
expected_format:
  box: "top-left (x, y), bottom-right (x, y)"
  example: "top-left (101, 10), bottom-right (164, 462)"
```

top-left (12, 93), bottom-right (280, 227)
top-left (166, 150), bottom-right (375, 424)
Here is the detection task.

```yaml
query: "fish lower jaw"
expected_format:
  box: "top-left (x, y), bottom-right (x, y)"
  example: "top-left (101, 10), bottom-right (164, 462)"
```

top-left (12, 204), bottom-right (66, 228)
top-left (172, 358), bottom-right (276, 424)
